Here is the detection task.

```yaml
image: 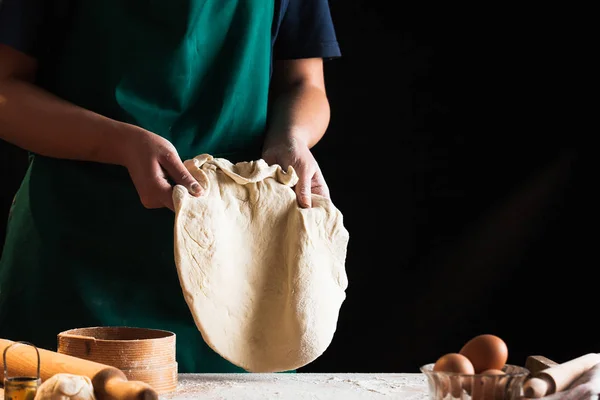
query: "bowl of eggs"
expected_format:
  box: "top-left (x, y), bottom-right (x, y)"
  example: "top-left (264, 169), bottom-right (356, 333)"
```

top-left (420, 334), bottom-right (530, 400)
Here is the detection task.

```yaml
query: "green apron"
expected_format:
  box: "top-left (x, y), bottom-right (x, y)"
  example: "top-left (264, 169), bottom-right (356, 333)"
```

top-left (0, 0), bottom-right (274, 373)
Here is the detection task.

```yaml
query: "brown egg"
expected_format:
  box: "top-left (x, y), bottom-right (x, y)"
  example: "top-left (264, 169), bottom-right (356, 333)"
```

top-left (464, 368), bottom-right (506, 395)
top-left (433, 353), bottom-right (475, 374)
top-left (470, 369), bottom-right (507, 400)
top-left (481, 369), bottom-right (505, 375)
top-left (459, 334), bottom-right (508, 373)
top-left (433, 353), bottom-right (475, 398)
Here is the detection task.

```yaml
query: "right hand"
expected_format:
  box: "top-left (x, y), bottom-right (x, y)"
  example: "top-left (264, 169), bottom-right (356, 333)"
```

top-left (121, 128), bottom-right (203, 211)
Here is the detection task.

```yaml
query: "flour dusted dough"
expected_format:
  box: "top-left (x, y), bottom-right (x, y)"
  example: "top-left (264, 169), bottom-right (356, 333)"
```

top-left (172, 154), bottom-right (349, 372)
top-left (34, 373), bottom-right (96, 400)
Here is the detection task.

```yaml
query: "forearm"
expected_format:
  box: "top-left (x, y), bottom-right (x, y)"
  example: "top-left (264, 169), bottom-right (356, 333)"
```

top-left (0, 77), bottom-right (133, 165)
top-left (265, 83), bottom-right (331, 149)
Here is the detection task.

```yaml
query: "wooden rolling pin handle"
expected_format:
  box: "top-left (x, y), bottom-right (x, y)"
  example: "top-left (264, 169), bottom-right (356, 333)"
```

top-left (93, 369), bottom-right (157, 400)
top-left (525, 355), bottom-right (559, 376)
top-left (523, 376), bottom-right (552, 398)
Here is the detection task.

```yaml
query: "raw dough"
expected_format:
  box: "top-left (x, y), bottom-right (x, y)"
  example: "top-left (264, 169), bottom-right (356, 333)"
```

top-left (172, 154), bottom-right (349, 372)
top-left (34, 373), bottom-right (95, 400)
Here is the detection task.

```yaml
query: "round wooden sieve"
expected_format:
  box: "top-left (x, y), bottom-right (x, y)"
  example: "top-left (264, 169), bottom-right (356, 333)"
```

top-left (57, 326), bottom-right (177, 394)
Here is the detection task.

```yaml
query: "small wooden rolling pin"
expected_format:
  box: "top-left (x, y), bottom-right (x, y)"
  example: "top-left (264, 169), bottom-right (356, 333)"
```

top-left (525, 355), bottom-right (558, 376)
top-left (523, 353), bottom-right (600, 398)
top-left (0, 338), bottom-right (158, 400)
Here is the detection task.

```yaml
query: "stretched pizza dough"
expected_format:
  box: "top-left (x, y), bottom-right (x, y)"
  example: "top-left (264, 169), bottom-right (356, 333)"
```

top-left (172, 154), bottom-right (349, 372)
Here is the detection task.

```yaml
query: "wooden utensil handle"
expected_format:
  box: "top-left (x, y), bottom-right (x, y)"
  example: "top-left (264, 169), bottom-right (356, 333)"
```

top-left (93, 368), bottom-right (158, 400)
top-left (525, 355), bottom-right (559, 376)
top-left (0, 338), bottom-right (158, 400)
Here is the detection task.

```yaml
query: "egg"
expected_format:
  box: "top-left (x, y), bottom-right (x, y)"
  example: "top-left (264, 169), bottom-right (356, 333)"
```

top-left (433, 353), bottom-right (474, 397)
top-left (481, 369), bottom-right (505, 375)
top-left (470, 369), bottom-right (507, 400)
top-left (433, 353), bottom-right (475, 374)
top-left (459, 334), bottom-right (508, 373)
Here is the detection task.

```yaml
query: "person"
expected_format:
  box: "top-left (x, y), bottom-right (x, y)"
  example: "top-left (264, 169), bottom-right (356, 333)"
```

top-left (0, 0), bottom-right (341, 372)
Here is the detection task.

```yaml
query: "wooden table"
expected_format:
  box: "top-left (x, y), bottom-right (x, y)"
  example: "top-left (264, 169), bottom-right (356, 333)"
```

top-left (1, 373), bottom-right (429, 399)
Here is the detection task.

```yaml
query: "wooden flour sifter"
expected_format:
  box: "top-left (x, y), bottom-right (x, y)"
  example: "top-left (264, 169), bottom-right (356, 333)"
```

top-left (0, 338), bottom-right (158, 400)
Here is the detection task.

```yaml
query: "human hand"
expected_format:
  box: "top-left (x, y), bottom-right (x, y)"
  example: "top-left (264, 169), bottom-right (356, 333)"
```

top-left (121, 128), bottom-right (204, 211)
top-left (262, 133), bottom-right (330, 208)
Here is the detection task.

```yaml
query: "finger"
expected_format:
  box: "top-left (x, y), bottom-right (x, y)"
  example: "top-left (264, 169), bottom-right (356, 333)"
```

top-left (158, 149), bottom-right (203, 196)
top-left (311, 168), bottom-right (330, 199)
top-left (153, 163), bottom-right (176, 211)
top-left (162, 191), bottom-right (175, 212)
top-left (261, 150), bottom-right (277, 166)
top-left (295, 167), bottom-right (312, 208)
top-left (138, 162), bottom-right (175, 211)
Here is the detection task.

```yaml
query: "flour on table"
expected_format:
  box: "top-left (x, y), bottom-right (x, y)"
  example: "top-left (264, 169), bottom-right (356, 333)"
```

top-left (160, 373), bottom-right (429, 400)
top-left (172, 154), bottom-right (349, 372)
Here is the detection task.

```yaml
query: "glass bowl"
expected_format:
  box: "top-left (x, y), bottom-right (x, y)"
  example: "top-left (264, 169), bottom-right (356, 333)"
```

top-left (420, 363), bottom-right (530, 400)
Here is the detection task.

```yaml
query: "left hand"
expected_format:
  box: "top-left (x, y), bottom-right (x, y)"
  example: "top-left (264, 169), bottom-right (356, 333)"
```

top-left (262, 135), bottom-right (330, 208)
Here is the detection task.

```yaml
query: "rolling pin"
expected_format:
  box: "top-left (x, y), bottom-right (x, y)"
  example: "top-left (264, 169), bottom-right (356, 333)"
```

top-left (0, 338), bottom-right (158, 400)
top-left (525, 355), bottom-right (558, 376)
top-left (523, 353), bottom-right (600, 398)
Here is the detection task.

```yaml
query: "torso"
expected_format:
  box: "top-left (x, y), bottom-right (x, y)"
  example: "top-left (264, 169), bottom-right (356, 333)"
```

top-left (0, 0), bottom-right (277, 373)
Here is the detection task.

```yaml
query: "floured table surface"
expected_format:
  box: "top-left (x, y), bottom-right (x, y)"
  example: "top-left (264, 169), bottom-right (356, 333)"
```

top-left (1, 373), bottom-right (428, 399)
top-left (162, 373), bottom-right (428, 399)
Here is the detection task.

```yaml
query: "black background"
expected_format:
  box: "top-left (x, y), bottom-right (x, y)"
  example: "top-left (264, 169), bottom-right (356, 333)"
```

top-left (0, 1), bottom-right (588, 373)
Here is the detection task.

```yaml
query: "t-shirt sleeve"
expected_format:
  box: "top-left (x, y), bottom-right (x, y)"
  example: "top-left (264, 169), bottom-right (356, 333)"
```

top-left (274, 0), bottom-right (341, 60)
top-left (0, 0), bottom-right (46, 57)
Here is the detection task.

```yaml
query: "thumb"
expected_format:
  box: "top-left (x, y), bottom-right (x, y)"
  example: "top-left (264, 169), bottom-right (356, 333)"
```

top-left (160, 151), bottom-right (204, 196)
top-left (261, 149), bottom-right (277, 166)
top-left (311, 168), bottom-right (330, 199)
top-left (295, 171), bottom-right (312, 208)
